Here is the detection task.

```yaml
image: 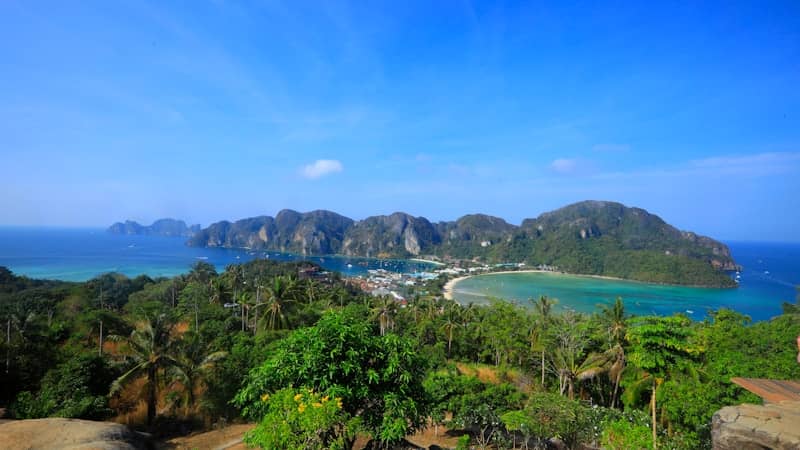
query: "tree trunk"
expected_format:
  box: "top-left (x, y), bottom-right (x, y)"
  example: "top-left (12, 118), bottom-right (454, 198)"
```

top-left (147, 366), bottom-right (157, 427)
top-left (98, 320), bottom-right (103, 356)
top-left (447, 329), bottom-right (452, 358)
top-left (611, 371), bottom-right (621, 408)
top-left (5, 319), bottom-right (10, 374)
top-left (541, 349), bottom-right (545, 386)
top-left (568, 377), bottom-right (574, 400)
top-left (651, 380), bottom-right (657, 450)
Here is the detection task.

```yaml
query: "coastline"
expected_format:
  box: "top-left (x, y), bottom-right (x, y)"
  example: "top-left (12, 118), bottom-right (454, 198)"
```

top-left (409, 258), bottom-right (445, 266)
top-left (442, 269), bottom-right (730, 301)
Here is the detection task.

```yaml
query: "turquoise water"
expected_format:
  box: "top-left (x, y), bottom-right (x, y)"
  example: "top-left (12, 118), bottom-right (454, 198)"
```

top-left (452, 241), bottom-right (800, 322)
top-left (0, 227), bottom-right (434, 281)
top-left (1, 229), bottom-right (796, 322)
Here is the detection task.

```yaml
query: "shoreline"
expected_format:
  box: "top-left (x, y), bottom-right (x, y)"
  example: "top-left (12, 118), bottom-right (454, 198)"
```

top-left (442, 269), bottom-right (731, 301)
top-left (409, 258), bottom-right (445, 266)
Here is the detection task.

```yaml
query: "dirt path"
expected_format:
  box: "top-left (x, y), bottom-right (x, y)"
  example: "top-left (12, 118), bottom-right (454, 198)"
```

top-left (158, 424), bottom-right (254, 450)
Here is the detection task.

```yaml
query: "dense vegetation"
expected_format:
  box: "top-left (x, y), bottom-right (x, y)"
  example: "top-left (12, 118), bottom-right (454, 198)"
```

top-left (179, 200), bottom-right (737, 287)
top-left (0, 262), bottom-right (797, 449)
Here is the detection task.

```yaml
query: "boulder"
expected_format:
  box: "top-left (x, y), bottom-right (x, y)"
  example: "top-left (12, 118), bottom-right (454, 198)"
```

top-left (0, 418), bottom-right (150, 450)
top-left (712, 401), bottom-right (800, 450)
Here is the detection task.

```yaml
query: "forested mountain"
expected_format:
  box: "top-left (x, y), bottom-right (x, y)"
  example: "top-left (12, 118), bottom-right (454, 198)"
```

top-left (107, 219), bottom-right (200, 237)
top-left (176, 201), bottom-right (739, 286)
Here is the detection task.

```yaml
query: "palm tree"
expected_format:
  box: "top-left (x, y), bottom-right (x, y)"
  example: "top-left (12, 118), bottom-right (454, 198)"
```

top-left (110, 313), bottom-right (181, 427)
top-left (441, 303), bottom-right (462, 358)
top-left (170, 332), bottom-right (226, 416)
top-left (600, 297), bottom-right (627, 345)
top-left (371, 296), bottom-right (398, 336)
top-left (262, 275), bottom-right (297, 331)
top-left (209, 278), bottom-right (228, 306)
top-left (225, 264), bottom-right (245, 301)
top-left (235, 291), bottom-right (251, 332)
top-left (599, 297), bottom-right (627, 407)
top-left (532, 296), bottom-right (557, 386)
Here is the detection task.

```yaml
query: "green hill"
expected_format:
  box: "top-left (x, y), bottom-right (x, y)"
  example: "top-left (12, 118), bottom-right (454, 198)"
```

top-left (154, 200), bottom-right (737, 287)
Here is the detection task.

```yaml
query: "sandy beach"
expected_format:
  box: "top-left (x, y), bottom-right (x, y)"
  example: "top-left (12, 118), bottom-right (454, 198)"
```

top-left (442, 267), bottom-right (732, 302)
top-left (443, 269), bottom-right (562, 300)
top-left (441, 269), bottom-right (663, 301)
top-left (409, 258), bottom-right (445, 266)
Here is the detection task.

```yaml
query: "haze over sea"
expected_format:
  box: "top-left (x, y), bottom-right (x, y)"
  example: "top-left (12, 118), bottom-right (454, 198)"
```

top-left (0, 227), bottom-right (434, 281)
top-left (0, 227), bottom-right (797, 322)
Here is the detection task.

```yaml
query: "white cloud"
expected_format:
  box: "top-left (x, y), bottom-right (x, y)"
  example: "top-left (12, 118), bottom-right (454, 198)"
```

top-left (550, 158), bottom-right (578, 174)
top-left (301, 159), bottom-right (343, 179)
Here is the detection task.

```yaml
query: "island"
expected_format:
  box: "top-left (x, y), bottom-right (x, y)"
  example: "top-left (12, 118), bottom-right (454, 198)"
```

top-left (107, 218), bottom-right (201, 238)
top-left (177, 200), bottom-right (739, 287)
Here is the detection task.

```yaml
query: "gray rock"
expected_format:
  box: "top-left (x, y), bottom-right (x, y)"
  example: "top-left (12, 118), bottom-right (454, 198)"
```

top-left (712, 401), bottom-right (800, 450)
top-left (0, 418), bottom-right (151, 450)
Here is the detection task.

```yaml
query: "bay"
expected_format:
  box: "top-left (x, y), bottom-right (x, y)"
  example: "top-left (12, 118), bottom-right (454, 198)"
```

top-left (0, 227), bottom-right (434, 281)
top-left (451, 241), bottom-right (800, 322)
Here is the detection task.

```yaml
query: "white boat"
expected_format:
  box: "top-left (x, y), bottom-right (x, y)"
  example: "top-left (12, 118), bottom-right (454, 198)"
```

top-left (686, 310), bottom-right (694, 314)
top-left (347, 264), bottom-right (353, 268)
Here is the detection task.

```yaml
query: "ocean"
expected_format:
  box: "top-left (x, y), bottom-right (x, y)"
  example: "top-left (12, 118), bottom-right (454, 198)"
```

top-left (0, 228), bottom-right (797, 322)
top-left (0, 227), bottom-right (435, 281)
top-left (451, 241), bottom-right (800, 321)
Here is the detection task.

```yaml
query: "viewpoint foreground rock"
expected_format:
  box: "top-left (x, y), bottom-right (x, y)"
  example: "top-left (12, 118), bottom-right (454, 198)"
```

top-left (0, 418), bottom-right (150, 450)
top-left (712, 401), bottom-right (800, 449)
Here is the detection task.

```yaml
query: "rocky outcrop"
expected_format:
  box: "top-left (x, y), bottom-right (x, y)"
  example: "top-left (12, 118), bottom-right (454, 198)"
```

top-left (712, 401), bottom-right (800, 450)
top-left (180, 201), bottom-right (739, 287)
top-left (108, 219), bottom-right (200, 237)
top-left (0, 418), bottom-right (150, 449)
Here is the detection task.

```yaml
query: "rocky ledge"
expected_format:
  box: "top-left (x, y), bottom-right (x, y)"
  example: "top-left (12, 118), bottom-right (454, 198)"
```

top-left (712, 401), bottom-right (800, 450)
top-left (0, 418), bottom-right (150, 450)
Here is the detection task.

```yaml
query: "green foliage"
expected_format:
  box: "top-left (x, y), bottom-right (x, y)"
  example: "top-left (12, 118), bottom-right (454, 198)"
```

top-left (236, 306), bottom-right (430, 447)
top-left (601, 416), bottom-right (652, 450)
top-left (244, 387), bottom-right (358, 450)
top-left (521, 393), bottom-right (594, 449)
top-left (626, 315), bottom-right (700, 379)
top-left (13, 353), bottom-right (112, 419)
top-left (0, 263), bottom-right (797, 450)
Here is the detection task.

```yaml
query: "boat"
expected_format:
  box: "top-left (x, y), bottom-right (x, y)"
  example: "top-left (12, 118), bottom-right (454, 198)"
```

top-left (196, 256), bottom-right (208, 260)
top-left (347, 263), bottom-right (353, 268)
top-left (686, 309), bottom-right (694, 314)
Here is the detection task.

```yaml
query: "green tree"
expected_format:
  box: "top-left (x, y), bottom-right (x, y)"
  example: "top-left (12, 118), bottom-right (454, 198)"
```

top-left (532, 296), bottom-right (557, 386)
top-left (262, 275), bottom-right (298, 331)
top-left (235, 307), bottom-right (430, 448)
top-left (626, 315), bottom-right (700, 449)
top-left (170, 331), bottom-right (227, 416)
top-left (110, 312), bottom-right (181, 427)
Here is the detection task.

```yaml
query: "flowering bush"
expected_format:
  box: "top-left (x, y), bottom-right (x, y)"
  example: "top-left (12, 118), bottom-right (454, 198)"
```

top-left (244, 387), bottom-right (359, 450)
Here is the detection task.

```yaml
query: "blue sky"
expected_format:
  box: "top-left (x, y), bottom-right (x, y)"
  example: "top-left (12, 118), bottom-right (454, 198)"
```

top-left (1, 1), bottom-right (799, 242)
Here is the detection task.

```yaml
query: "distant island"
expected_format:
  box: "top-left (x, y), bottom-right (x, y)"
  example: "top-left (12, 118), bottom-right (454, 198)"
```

top-left (107, 218), bottom-right (200, 238)
top-left (147, 200), bottom-right (737, 288)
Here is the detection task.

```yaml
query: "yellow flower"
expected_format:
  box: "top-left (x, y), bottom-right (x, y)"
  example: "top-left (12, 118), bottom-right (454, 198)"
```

top-left (294, 393), bottom-right (303, 402)
top-left (322, 396), bottom-right (329, 403)
top-left (336, 398), bottom-right (343, 409)
top-left (312, 402), bottom-right (323, 408)
top-left (298, 403), bottom-right (306, 413)
top-left (260, 393), bottom-right (270, 402)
